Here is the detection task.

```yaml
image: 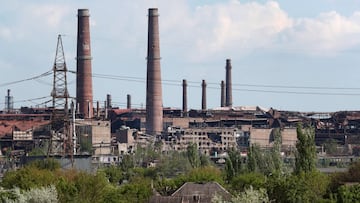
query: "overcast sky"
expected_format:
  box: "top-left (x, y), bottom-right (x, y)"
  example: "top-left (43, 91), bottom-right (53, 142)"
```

top-left (1, 0), bottom-right (360, 112)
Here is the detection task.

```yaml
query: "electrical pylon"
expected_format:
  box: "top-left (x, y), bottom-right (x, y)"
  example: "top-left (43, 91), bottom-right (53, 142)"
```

top-left (48, 34), bottom-right (70, 156)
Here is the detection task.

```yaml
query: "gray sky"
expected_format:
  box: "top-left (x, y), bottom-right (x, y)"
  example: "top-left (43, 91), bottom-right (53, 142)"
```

top-left (1, 0), bottom-right (360, 112)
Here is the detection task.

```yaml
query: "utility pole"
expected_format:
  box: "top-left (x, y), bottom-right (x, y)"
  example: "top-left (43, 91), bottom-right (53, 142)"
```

top-left (48, 34), bottom-right (70, 157)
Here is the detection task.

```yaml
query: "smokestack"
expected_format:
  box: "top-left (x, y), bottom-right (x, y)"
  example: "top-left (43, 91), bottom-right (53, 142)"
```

top-left (5, 89), bottom-right (13, 113)
top-left (146, 8), bottom-right (163, 135)
top-left (221, 80), bottom-right (225, 107)
top-left (182, 79), bottom-right (187, 116)
top-left (127, 94), bottom-right (131, 109)
top-left (202, 79), bottom-right (207, 111)
top-left (225, 59), bottom-right (232, 107)
top-left (96, 101), bottom-right (100, 118)
top-left (76, 9), bottom-right (93, 118)
top-left (106, 94), bottom-right (112, 109)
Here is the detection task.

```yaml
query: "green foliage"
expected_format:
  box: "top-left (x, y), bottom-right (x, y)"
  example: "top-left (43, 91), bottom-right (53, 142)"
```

top-left (230, 172), bottom-right (266, 193)
top-left (200, 153), bottom-right (211, 167)
top-left (295, 123), bottom-right (316, 174)
top-left (115, 178), bottom-right (153, 203)
top-left (156, 151), bottom-right (192, 178)
top-left (231, 186), bottom-right (269, 203)
top-left (185, 166), bottom-right (223, 184)
top-left (56, 176), bottom-right (78, 203)
top-left (3, 185), bottom-right (58, 203)
top-left (155, 178), bottom-right (179, 196)
top-left (102, 165), bottom-right (123, 185)
top-left (247, 144), bottom-right (276, 175)
top-left (323, 139), bottom-right (340, 155)
top-left (120, 154), bottom-right (134, 172)
top-left (271, 128), bottom-right (283, 172)
top-left (187, 143), bottom-right (200, 168)
top-left (72, 172), bottom-right (109, 203)
top-left (225, 149), bottom-right (243, 181)
top-left (1, 166), bottom-right (56, 190)
top-left (267, 171), bottom-right (330, 203)
top-left (133, 143), bottom-right (160, 167)
top-left (338, 184), bottom-right (360, 203)
top-left (0, 187), bottom-right (17, 202)
top-left (79, 134), bottom-right (92, 154)
top-left (328, 161), bottom-right (360, 196)
top-left (27, 158), bottom-right (61, 171)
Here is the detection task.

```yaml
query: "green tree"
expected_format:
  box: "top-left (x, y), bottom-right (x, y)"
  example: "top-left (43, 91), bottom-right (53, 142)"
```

top-left (323, 139), bottom-right (340, 155)
top-left (271, 128), bottom-right (283, 173)
top-left (102, 165), bottom-right (123, 185)
top-left (156, 151), bottom-right (192, 178)
top-left (1, 166), bottom-right (56, 190)
top-left (230, 172), bottom-right (266, 193)
top-left (247, 144), bottom-right (260, 172)
top-left (185, 166), bottom-right (223, 184)
top-left (27, 158), bottom-right (61, 171)
top-left (232, 186), bottom-right (269, 203)
top-left (295, 123), bottom-right (316, 174)
top-left (267, 171), bottom-right (329, 202)
top-left (225, 149), bottom-right (243, 181)
top-left (187, 143), bottom-right (200, 168)
top-left (338, 184), bottom-right (360, 203)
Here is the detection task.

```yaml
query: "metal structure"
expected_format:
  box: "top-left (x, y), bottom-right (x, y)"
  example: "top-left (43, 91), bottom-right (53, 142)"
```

top-left (146, 8), bottom-right (163, 135)
top-left (49, 34), bottom-right (70, 156)
top-left (225, 59), bottom-right (233, 107)
top-left (76, 9), bottom-right (93, 119)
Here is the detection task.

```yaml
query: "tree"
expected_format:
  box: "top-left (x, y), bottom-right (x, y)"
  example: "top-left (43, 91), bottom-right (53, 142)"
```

top-left (271, 128), bottom-right (283, 173)
top-left (185, 166), bottom-right (223, 184)
top-left (338, 184), bottom-right (360, 202)
top-left (266, 170), bottom-right (330, 202)
top-left (225, 149), bottom-right (243, 181)
top-left (230, 172), bottom-right (266, 193)
top-left (156, 151), bottom-right (192, 178)
top-left (231, 186), bottom-right (269, 203)
top-left (187, 143), bottom-right (200, 168)
top-left (247, 144), bottom-right (260, 173)
top-left (102, 165), bottom-right (123, 185)
top-left (27, 158), bottom-right (61, 171)
top-left (295, 123), bottom-right (316, 174)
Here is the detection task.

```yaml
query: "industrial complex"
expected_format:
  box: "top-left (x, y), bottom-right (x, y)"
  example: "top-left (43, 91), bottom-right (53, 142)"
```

top-left (0, 8), bottom-right (359, 172)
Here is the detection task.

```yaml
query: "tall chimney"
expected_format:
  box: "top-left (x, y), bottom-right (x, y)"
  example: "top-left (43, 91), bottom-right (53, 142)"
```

top-left (76, 9), bottom-right (93, 118)
top-left (225, 59), bottom-right (233, 107)
top-left (96, 101), bottom-right (100, 118)
top-left (182, 79), bottom-right (187, 116)
top-left (221, 80), bottom-right (225, 107)
top-left (202, 79), bottom-right (207, 111)
top-left (127, 94), bottom-right (131, 109)
top-left (106, 94), bottom-right (112, 109)
top-left (146, 8), bottom-right (163, 135)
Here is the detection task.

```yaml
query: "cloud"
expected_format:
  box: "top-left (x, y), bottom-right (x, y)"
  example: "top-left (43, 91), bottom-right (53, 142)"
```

top-left (280, 11), bottom-right (360, 55)
top-left (157, 1), bottom-right (293, 61)
top-left (28, 4), bottom-right (71, 28)
top-left (149, 0), bottom-right (360, 60)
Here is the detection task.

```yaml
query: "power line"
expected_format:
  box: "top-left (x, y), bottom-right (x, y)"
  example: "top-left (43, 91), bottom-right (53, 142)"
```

top-left (0, 96), bottom-right (52, 106)
top-left (86, 72), bottom-right (360, 96)
top-left (2, 70), bottom-right (360, 99)
top-left (0, 70), bottom-right (52, 87)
